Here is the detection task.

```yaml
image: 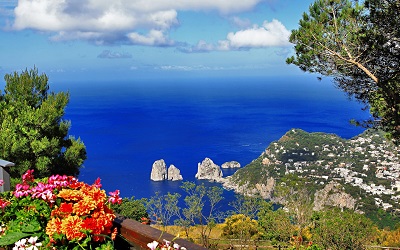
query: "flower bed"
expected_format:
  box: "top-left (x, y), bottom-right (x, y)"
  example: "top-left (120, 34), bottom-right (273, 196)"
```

top-left (0, 170), bottom-right (122, 249)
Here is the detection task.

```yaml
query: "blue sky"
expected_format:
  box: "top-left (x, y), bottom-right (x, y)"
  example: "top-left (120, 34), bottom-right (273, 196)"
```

top-left (0, 0), bottom-right (315, 82)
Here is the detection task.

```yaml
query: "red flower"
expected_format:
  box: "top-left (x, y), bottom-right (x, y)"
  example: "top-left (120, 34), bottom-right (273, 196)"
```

top-left (22, 169), bottom-right (35, 184)
top-left (59, 203), bottom-right (74, 214)
top-left (93, 178), bottom-right (102, 188)
top-left (82, 217), bottom-right (99, 232)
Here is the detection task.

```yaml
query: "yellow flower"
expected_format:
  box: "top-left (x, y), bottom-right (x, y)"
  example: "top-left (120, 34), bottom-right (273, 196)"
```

top-left (58, 189), bottom-right (83, 201)
top-left (61, 215), bottom-right (86, 240)
top-left (46, 217), bottom-right (62, 240)
top-left (73, 196), bottom-right (97, 216)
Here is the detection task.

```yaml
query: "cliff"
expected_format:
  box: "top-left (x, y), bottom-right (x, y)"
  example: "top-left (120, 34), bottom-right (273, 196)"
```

top-left (313, 181), bottom-right (356, 211)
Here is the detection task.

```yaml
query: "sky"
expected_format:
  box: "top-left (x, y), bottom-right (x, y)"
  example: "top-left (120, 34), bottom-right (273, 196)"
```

top-left (0, 0), bottom-right (316, 82)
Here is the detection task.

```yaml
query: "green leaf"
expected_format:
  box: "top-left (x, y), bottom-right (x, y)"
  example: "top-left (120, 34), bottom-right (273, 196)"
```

top-left (21, 220), bottom-right (41, 233)
top-left (0, 232), bottom-right (31, 246)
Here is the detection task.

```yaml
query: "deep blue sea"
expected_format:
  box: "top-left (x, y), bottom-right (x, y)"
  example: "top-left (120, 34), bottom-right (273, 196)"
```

top-left (52, 75), bottom-right (370, 208)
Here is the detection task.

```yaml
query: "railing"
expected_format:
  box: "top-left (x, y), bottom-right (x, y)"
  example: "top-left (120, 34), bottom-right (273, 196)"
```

top-left (113, 214), bottom-right (209, 250)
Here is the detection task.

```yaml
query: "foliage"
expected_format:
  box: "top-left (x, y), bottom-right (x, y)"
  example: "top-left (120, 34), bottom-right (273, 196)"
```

top-left (275, 174), bottom-right (314, 233)
top-left (179, 181), bottom-right (224, 247)
top-left (228, 194), bottom-right (267, 220)
top-left (111, 196), bottom-right (148, 222)
top-left (377, 227), bottom-right (400, 248)
top-left (0, 68), bottom-right (86, 179)
top-left (147, 192), bottom-right (181, 231)
top-left (0, 170), bottom-right (121, 249)
top-left (257, 204), bottom-right (293, 243)
top-left (150, 182), bottom-right (225, 248)
top-left (287, 0), bottom-right (400, 142)
top-left (310, 208), bottom-right (376, 250)
top-left (221, 214), bottom-right (259, 248)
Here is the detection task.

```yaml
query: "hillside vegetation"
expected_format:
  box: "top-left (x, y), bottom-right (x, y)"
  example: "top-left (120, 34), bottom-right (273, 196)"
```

top-left (226, 128), bottom-right (400, 227)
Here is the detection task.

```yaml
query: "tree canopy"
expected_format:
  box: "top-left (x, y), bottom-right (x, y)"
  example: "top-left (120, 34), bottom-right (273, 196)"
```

top-left (0, 68), bottom-right (86, 179)
top-left (287, 0), bottom-right (400, 142)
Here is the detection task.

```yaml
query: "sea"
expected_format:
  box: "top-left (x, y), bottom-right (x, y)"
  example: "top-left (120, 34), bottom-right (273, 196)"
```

top-left (52, 75), bottom-right (370, 209)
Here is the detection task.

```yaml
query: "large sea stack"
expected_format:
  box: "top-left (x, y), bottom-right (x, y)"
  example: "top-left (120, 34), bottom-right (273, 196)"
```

top-left (167, 164), bottom-right (183, 181)
top-left (195, 158), bottom-right (223, 182)
top-left (150, 160), bottom-right (183, 181)
top-left (150, 159), bottom-right (168, 181)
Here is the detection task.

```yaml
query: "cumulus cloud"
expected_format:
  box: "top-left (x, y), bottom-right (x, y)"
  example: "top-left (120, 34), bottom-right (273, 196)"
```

top-left (97, 50), bottom-right (132, 59)
top-left (223, 19), bottom-right (291, 49)
top-left (179, 19), bottom-right (291, 52)
top-left (10, 0), bottom-right (264, 45)
top-left (127, 30), bottom-right (174, 46)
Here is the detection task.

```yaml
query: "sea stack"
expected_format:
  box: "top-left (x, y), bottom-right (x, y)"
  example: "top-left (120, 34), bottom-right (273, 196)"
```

top-left (150, 159), bottom-right (168, 181)
top-left (150, 160), bottom-right (183, 181)
top-left (221, 161), bottom-right (241, 169)
top-left (195, 157), bottom-right (223, 182)
top-left (167, 164), bottom-right (183, 181)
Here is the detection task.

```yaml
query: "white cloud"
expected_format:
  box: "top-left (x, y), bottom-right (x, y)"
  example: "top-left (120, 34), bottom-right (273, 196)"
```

top-left (158, 65), bottom-right (217, 71)
top-left (231, 16), bottom-right (252, 29)
top-left (127, 30), bottom-right (174, 46)
top-left (223, 19), bottom-right (291, 49)
top-left (98, 50), bottom-right (132, 59)
top-left (10, 0), bottom-right (264, 45)
top-left (178, 40), bottom-right (216, 53)
top-left (178, 19), bottom-right (291, 52)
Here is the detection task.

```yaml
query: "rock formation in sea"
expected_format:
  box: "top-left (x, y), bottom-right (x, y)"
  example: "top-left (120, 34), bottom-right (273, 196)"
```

top-left (167, 164), bottom-right (183, 181)
top-left (150, 159), bottom-right (168, 181)
top-left (195, 157), bottom-right (223, 182)
top-left (150, 160), bottom-right (183, 181)
top-left (221, 161), bottom-right (241, 169)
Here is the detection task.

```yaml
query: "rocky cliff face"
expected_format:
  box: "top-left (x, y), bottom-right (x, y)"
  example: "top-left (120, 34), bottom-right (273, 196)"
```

top-left (195, 158), bottom-right (223, 182)
top-left (221, 161), bottom-right (241, 169)
top-left (150, 160), bottom-right (183, 181)
top-left (313, 181), bottom-right (356, 211)
top-left (223, 176), bottom-right (275, 199)
top-left (167, 164), bottom-right (183, 181)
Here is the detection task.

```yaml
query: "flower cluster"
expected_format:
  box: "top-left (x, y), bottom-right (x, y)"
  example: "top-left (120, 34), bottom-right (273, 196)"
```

top-left (13, 236), bottom-right (42, 250)
top-left (0, 180), bottom-right (10, 210)
top-left (147, 239), bottom-right (187, 250)
top-left (46, 178), bottom-right (116, 243)
top-left (0, 170), bottom-right (122, 249)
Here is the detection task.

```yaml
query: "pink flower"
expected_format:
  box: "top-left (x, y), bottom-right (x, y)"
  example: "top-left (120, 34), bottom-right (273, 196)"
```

top-left (108, 190), bottom-right (122, 205)
top-left (147, 240), bottom-right (159, 250)
top-left (13, 238), bottom-right (27, 250)
top-left (163, 239), bottom-right (171, 247)
top-left (14, 183), bottom-right (31, 198)
top-left (48, 174), bottom-right (78, 189)
top-left (0, 179), bottom-right (3, 187)
top-left (31, 183), bottom-right (56, 203)
top-left (27, 236), bottom-right (42, 250)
